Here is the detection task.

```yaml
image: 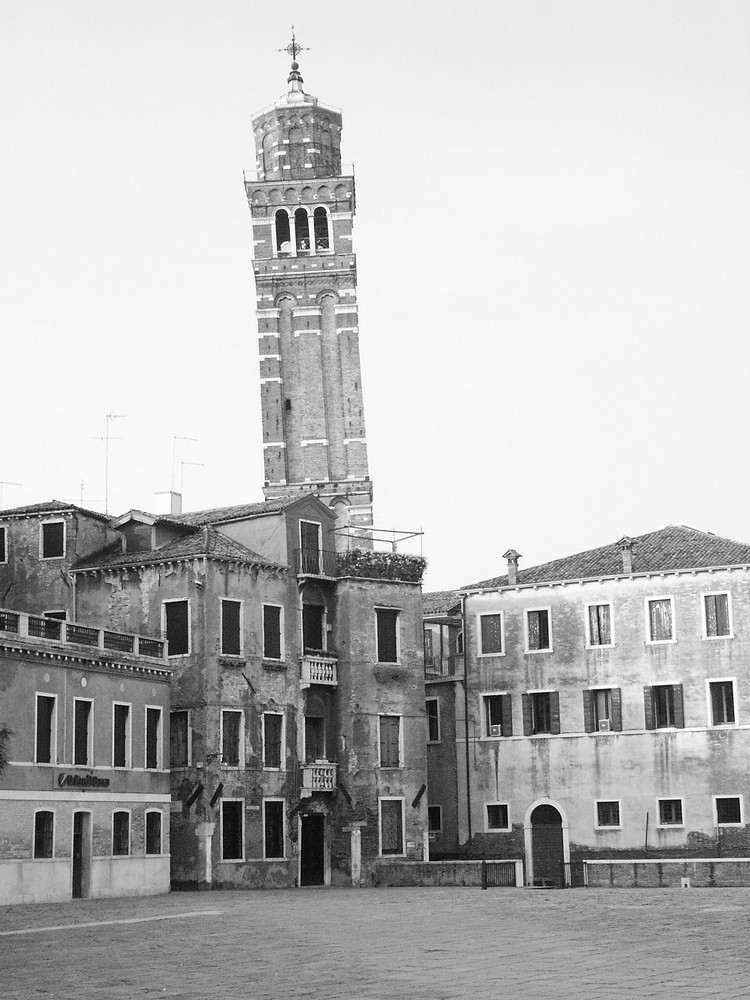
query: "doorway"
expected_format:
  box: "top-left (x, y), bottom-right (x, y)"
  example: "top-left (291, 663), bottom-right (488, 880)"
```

top-left (529, 803), bottom-right (564, 887)
top-left (300, 814), bottom-right (326, 886)
top-left (72, 811), bottom-right (91, 899)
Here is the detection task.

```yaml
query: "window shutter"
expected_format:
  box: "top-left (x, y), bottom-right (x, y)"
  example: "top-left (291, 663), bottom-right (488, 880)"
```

top-left (583, 690), bottom-right (594, 734)
top-left (672, 684), bottom-right (685, 729)
top-left (521, 693), bottom-right (532, 736)
top-left (550, 691), bottom-right (561, 735)
top-left (501, 695), bottom-right (513, 738)
top-left (643, 686), bottom-right (655, 730)
top-left (716, 595), bottom-right (730, 636)
top-left (611, 688), bottom-right (622, 732)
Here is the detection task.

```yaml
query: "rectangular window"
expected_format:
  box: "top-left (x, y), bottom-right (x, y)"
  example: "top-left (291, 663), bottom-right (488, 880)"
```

top-left (526, 609), bottom-right (551, 651)
top-left (523, 691), bottom-right (560, 735)
top-left (427, 805), bottom-right (442, 833)
top-left (112, 811), bottom-right (130, 855)
top-left (221, 599), bottom-right (242, 655)
top-left (0, 526), bottom-right (7, 563)
top-left (379, 798), bottom-right (405, 856)
top-left (715, 796), bottom-right (743, 826)
top-left (486, 803), bottom-right (510, 831)
top-left (145, 811), bottom-right (162, 854)
top-left (263, 604), bottom-right (283, 660)
top-left (584, 688), bottom-right (622, 733)
top-left (483, 693), bottom-right (513, 738)
top-left (145, 707), bottom-right (161, 769)
top-left (709, 680), bottom-right (736, 725)
top-left (113, 703), bottom-right (130, 768)
top-left (658, 798), bottom-right (684, 826)
top-left (647, 598), bottom-right (674, 642)
top-left (587, 604), bottom-right (612, 646)
top-left (73, 699), bottom-right (92, 766)
top-left (221, 710), bottom-right (243, 768)
top-left (302, 602), bottom-right (325, 651)
top-left (170, 710), bottom-right (190, 767)
top-left (40, 521), bottom-right (65, 559)
top-left (478, 613), bottom-right (503, 655)
top-left (33, 811), bottom-right (54, 858)
top-left (263, 799), bottom-right (285, 859)
top-left (163, 600), bottom-right (190, 656)
top-left (35, 694), bottom-right (56, 764)
top-left (704, 593), bottom-right (731, 638)
top-left (379, 714), bottom-right (402, 768)
top-left (644, 684), bottom-right (685, 730)
top-left (596, 801), bottom-right (621, 828)
top-left (423, 628), bottom-right (434, 668)
top-left (376, 609), bottom-right (399, 663)
top-left (426, 698), bottom-right (440, 743)
top-left (221, 800), bottom-right (244, 860)
top-left (263, 712), bottom-right (283, 769)
top-left (299, 520), bottom-right (322, 574)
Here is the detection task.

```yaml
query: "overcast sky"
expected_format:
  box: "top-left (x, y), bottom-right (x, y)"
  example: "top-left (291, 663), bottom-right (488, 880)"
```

top-left (2, 1), bottom-right (749, 591)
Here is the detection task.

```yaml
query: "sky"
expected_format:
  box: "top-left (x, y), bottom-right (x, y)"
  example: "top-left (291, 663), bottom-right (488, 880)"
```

top-left (1, 0), bottom-right (749, 591)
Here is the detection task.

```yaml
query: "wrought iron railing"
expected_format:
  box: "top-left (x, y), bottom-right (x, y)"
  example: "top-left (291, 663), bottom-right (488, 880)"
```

top-left (425, 654), bottom-right (464, 678)
top-left (293, 548), bottom-right (338, 577)
top-left (481, 860), bottom-right (523, 888)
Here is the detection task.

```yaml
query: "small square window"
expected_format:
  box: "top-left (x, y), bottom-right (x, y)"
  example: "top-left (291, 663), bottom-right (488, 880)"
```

top-left (376, 609), bottom-right (400, 663)
top-left (426, 698), bottom-right (440, 742)
top-left (709, 680), bottom-right (736, 726)
top-left (647, 598), bottom-right (674, 642)
top-left (715, 796), bottom-right (743, 826)
top-left (526, 609), bottom-right (551, 651)
top-left (478, 613), bottom-right (503, 655)
top-left (704, 593), bottom-right (731, 638)
top-left (587, 604), bottom-right (612, 646)
top-left (658, 798), bottom-right (683, 826)
top-left (40, 521), bottom-right (65, 559)
top-left (596, 801), bottom-right (621, 828)
top-left (486, 803), bottom-right (510, 831)
top-left (428, 805), bottom-right (442, 833)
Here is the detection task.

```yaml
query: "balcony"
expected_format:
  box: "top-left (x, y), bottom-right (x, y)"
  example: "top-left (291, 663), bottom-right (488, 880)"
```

top-left (301, 761), bottom-right (337, 795)
top-left (293, 548), bottom-right (338, 578)
top-left (425, 654), bottom-right (464, 679)
top-left (301, 654), bottom-right (338, 687)
top-left (0, 608), bottom-right (167, 662)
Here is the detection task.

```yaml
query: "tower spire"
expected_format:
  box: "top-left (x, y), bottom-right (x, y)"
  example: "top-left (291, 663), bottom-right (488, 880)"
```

top-left (278, 27), bottom-right (310, 90)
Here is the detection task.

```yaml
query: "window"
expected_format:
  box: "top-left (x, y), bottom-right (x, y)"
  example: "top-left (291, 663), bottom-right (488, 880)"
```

top-left (302, 603), bottom-right (325, 651)
top-left (274, 209), bottom-right (291, 255)
top-left (263, 712), bottom-right (283, 769)
top-left (379, 798), bottom-right (405, 856)
top-left (40, 520), bottom-right (65, 559)
top-left (644, 684), bottom-right (684, 730)
top-left (263, 604), bottom-right (283, 660)
top-left (486, 803), bottom-right (510, 831)
top-left (647, 597), bottom-right (674, 643)
top-left (714, 796), bottom-right (743, 826)
top-left (478, 613), bottom-right (503, 655)
top-left (596, 801), bottom-right (621, 828)
top-left (295, 207), bottom-right (311, 252)
top-left (221, 599), bottom-right (242, 655)
top-left (33, 811), bottom-right (54, 858)
top-left (112, 811), bottom-right (130, 855)
top-left (163, 600), bottom-right (190, 656)
top-left (35, 694), bottom-right (56, 764)
top-left (264, 799), bottom-right (285, 859)
top-left (379, 715), bottom-right (402, 768)
top-left (526, 609), bottom-right (551, 651)
top-left (657, 798), bottom-right (684, 827)
top-left (709, 680), bottom-right (736, 725)
top-left (586, 603), bottom-right (613, 646)
top-left (427, 805), bottom-right (442, 833)
top-left (73, 699), bottom-right (92, 766)
top-left (113, 703), bottom-right (130, 768)
top-left (145, 811), bottom-right (162, 854)
top-left (523, 691), bottom-right (560, 735)
top-left (313, 206), bottom-right (330, 251)
top-left (43, 610), bottom-right (67, 621)
top-left (376, 608), bottom-right (399, 663)
top-left (145, 707), bottom-right (162, 769)
top-left (426, 699), bottom-right (440, 743)
top-left (482, 693), bottom-right (512, 738)
top-left (221, 800), bottom-right (244, 860)
top-left (170, 710), bottom-right (190, 767)
top-left (221, 710), bottom-right (243, 768)
top-left (583, 688), bottom-right (622, 733)
top-left (704, 593), bottom-right (731, 638)
top-left (0, 526), bottom-right (7, 563)
top-left (299, 520), bottom-right (322, 573)
top-left (423, 628), bottom-right (434, 668)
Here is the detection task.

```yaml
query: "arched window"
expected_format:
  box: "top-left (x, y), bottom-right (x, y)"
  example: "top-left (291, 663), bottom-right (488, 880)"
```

top-left (295, 208), bottom-right (311, 253)
top-left (262, 133), bottom-right (274, 178)
top-left (288, 127), bottom-right (304, 176)
top-left (275, 210), bottom-right (292, 256)
top-left (313, 208), bottom-right (330, 252)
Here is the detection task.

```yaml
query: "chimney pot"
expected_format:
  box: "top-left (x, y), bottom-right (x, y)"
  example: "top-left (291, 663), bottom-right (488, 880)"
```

top-left (503, 548), bottom-right (521, 586)
top-left (618, 536), bottom-right (634, 574)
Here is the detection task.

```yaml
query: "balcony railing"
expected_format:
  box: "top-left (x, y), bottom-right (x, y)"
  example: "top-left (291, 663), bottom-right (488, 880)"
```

top-left (0, 608), bottom-right (167, 662)
top-left (301, 654), bottom-right (338, 686)
top-left (301, 761), bottom-right (337, 793)
top-left (425, 654), bottom-right (464, 678)
top-left (293, 548), bottom-right (338, 578)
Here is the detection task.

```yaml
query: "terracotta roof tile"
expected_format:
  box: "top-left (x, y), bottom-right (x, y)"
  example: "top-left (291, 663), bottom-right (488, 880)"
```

top-left (0, 500), bottom-right (109, 521)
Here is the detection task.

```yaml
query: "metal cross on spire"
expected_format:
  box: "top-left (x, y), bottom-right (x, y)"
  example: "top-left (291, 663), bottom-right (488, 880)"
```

top-left (279, 26), bottom-right (309, 63)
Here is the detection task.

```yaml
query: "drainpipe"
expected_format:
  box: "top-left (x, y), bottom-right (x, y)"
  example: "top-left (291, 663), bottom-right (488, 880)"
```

top-left (460, 595), bottom-right (472, 844)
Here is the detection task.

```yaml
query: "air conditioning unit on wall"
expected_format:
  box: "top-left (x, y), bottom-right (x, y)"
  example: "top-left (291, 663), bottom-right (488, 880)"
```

top-left (489, 724), bottom-right (502, 737)
top-left (598, 719), bottom-right (611, 732)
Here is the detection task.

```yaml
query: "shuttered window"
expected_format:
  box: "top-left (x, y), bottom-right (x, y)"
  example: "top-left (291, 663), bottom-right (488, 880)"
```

top-left (263, 713), bottom-right (283, 769)
top-left (704, 593), bottom-right (730, 637)
top-left (113, 704), bottom-right (130, 768)
top-left (112, 812), bottom-right (130, 855)
top-left (36, 695), bottom-right (55, 764)
top-left (33, 811), bottom-right (54, 858)
top-left (379, 715), bottom-right (401, 768)
top-left (644, 684), bottom-right (684, 730)
top-left (145, 812), bottom-right (162, 855)
top-left (264, 800), bottom-right (285, 859)
top-left (379, 799), bottom-right (404, 855)
top-left (222, 710), bottom-right (242, 768)
top-left (376, 609), bottom-right (399, 663)
top-left (74, 700), bottom-right (92, 766)
top-left (145, 708), bottom-right (161, 769)
top-left (587, 604), bottom-right (612, 646)
top-left (583, 689), bottom-right (622, 733)
top-left (648, 598), bottom-right (673, 642)
top-left (483, 694), bottom-right (513, 737)
top-left (164, 600), bottom-right (190, 656)
top-left (709, 681), bottom-right (735, 725)
top-left (263, 605), bottom-right (282, 660)
top-left (170, 710), bottom-right (189, 767)
top-left (526, 610), bottom-right (551, 650)
top-left (426, 699), bottom-right (440, 742)
top-left (523, 692), bottom-right (560, 735)
top-left (221, 600), bottom-right (242, 655)
top-left (222, 800), bottom-right (244, 860)
top-left (479, 614), bottom-right (503, 654)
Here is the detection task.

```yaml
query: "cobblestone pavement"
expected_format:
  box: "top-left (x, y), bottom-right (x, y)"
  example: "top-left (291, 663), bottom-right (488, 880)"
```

top-left (1, 886), bottom-right (749, 1000)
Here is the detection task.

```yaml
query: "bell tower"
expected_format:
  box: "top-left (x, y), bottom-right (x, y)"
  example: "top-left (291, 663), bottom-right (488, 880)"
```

top-left (245, 35), bottom-right (373, 542)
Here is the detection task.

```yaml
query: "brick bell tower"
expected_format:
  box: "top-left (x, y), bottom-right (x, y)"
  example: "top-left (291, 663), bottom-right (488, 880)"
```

top-left (245, 35), bottom-right (373, 544)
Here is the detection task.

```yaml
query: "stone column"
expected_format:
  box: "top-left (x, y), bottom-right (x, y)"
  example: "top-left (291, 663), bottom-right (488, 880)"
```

top-left (195, 822), bottom-right (215, 890)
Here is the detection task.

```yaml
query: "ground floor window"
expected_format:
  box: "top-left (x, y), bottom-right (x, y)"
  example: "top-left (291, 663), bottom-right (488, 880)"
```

top-left (33, 811), bottom-right (54, 858)
top-left (264, 800), bottom-right (285, 859)
top-left (221, 800), bottom-right (244, 860)
top-left (657, 798), bottom-right (684, 827)
top-left (486, 803), bottom-right (510, 831)
top-left (379, 798), bottom-right (405, 856)
top-left (427, 805), bottom-right (442, 833)
top-left (145, 811), bottom-right (162, 854)
top-left (112, 811), bottom-right (130, 855)
top-left (715, 796), bottom-right (743, 826)
top-left (596, 800), bottom-right (621, 828)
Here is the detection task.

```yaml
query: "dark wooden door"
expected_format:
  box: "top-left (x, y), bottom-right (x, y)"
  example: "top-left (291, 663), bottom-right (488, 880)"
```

top-left (300, 815), bottom-right (325, 886)
top-left (72, 813), bottom-right (83, 898)
top-left (530, 804), bottom-right (564, 887)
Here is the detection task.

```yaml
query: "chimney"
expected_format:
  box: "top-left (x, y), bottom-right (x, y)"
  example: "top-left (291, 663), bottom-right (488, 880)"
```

top-left (153, 491), bottom-right (183, 516)
top-left (618, 536), bottom-right (634, 574)
top-left (503, 549), bottom-right (521, 586)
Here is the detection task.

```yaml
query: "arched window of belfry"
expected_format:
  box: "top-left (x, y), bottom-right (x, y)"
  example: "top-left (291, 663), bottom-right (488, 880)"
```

top-left (295, 208), bottom-right (311, 253)
top-left (313, 208), bottom-right (330, 252)
top-left (288, 127), bottom-right (304, 176)
top-left (262, 132), bottom-right (274, 178)
top-left (275, 210), bottom-right (292, 256)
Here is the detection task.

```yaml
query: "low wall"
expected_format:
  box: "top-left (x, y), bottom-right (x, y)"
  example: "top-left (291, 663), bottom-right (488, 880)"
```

top-left (585, 857), bottom-right (750, 888)
top-left (373, 859), bottom-right (523, 888)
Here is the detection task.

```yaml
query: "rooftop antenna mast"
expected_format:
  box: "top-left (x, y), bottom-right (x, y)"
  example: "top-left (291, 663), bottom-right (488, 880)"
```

top-left (172, 436), bottom-right (197, 492)
top-left (95, 414), bottom-right (125, 515)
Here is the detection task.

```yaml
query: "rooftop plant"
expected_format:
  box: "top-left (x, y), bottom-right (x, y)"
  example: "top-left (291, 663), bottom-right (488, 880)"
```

top-left (336, 548), bottom-right (426, 583)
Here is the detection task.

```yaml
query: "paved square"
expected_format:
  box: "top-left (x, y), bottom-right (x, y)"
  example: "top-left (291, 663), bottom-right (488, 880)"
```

top-left (2, 886), bottom-right (749, 999)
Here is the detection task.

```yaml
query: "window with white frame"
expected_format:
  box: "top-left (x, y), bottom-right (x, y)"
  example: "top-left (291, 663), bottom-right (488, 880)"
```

top-left (40, 520), bottom-right (65, 559)
top-left (647, 597), bottom-right (675, 643)
top-left (379, 797), bottom-right (405, 856)
top-left (586, 603), bottom-right (613, 647)
top-left (263, 799), bottom-right (285, 859)
top-left (170, 710), bottom-right (190, 767)
top-left (595, 800), bottom-right (621, 828)
top-left (709, 680), bottom-right (736, 726)
top-left (221, 800), bottom-right (244, 860)
top-left (112, 811), bottom-right (130, 855)
top-left (221, 599), bottom-right (242, 656)
top-left (657, 798), bottom-right (684, 826)
top-left (584, 688), bottom-right (622, 733)
top-left (73, 698), bottom-right (93, 766)
top-left (33, 810), bottom-right (54, 858)
top-left (221, 710), bottom-right (243, 768)
top-left (714, 796), bottom-right (743, 826)
top-left (263, 712), bottom-right (284, 769)
top-left (145, 707), bottom-right (162, 770)
top-left (145, 811), bottom-right (162, 854)
top-left (486, 803), bottom-right (510, 831)
top-left (526, 609), bottom-right (551, 651)
top-left (35, 694), bottom-right (56, 764)
top-left (427, 805), bottom-right (442, 833)
top-left (482, 693), bottom-right (512, 738)
top-left (376, 608), bottom-right (400, 664)
top-left (478, 613), bottom-right (503, 655)
top-left (0, 525), bottom-right (7, 563)
top-left (644, 684), bottom-right (684, 730)
top-left (263, 604), bottom-right (283, 660)
top-left (163, 599), bottom-right (190, 656)
top-left (426, 698), bottom-right (440, 743)
top-left (299, 520), bottom-right (322, 574)
top-left (112, 703), bottom-right (131, 768)
top-left (379, 714), bottom-right (402, 768)
top-left (703, 593), bottom-right (732, 638)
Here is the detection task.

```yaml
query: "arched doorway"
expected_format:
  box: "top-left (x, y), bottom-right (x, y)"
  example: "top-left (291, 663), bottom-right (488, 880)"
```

top-left (528, 803), bottom-right (565, 887)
